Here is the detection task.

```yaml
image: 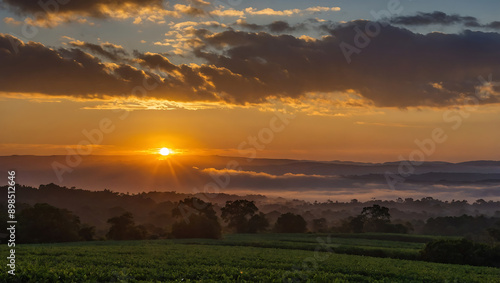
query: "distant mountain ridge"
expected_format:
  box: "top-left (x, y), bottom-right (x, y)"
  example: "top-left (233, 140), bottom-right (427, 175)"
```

top-left (1, 155), bottom-right (499, 201)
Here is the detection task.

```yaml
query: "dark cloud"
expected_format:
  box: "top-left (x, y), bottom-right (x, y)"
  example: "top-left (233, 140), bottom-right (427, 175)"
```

top-left (134, 51), bottom-right (269, 102)
top-left (484, 21), bottom-right (500, 30)
top-left (234, 20), bottom-right (261, 31)
top-left (68, 41), bottom-right (128, 61)
top-left (268, 21), bottom-right (306, 33)
top-left (3, 19), bottom-right (500, 108)
top-left (135, 51), bottom-right (179, 72)
top-left (0, 34), bottom-right (269, 103)
top-left (390, 11), bottom-right (500, 30)
top-left (0, 34), bottom-right (218, 101)
top-left (194, 21), bottom-right (500, 107)
top-left (390, 11), bottom-right (478, 26)
top-left (235, 19), bottom-right (306, 33)
top-left (1, 0), bottom-right (163, 17)
top-left (0, 34), bottom-right (128, 96)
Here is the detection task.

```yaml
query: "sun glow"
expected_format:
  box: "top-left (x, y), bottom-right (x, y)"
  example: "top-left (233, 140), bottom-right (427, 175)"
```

top-left (159, 147), bottom-right (171, 156)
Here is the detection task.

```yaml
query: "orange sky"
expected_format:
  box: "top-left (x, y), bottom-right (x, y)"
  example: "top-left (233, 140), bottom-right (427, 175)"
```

top-left (1, 95), bottom-right (500, 162)
top-left (1, 0), bottom-right (500, 162)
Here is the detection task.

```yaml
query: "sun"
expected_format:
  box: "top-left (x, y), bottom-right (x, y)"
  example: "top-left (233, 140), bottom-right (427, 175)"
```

top-left (159, 147), bottom-right (171, 156)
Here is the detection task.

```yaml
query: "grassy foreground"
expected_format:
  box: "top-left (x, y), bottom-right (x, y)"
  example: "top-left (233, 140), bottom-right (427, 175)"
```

top-left (1, 234), bottom-right (499, 282)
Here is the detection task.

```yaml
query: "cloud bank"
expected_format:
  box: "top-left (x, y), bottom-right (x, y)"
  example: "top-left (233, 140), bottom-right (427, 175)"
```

top-left (390, 11), bottom-right (500, 30)
top-left (2, 18), bottom-right (500, 108)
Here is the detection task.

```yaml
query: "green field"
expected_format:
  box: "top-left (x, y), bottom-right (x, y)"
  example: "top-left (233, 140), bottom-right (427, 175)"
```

top-left (2, 234), bottom-right (499, 282)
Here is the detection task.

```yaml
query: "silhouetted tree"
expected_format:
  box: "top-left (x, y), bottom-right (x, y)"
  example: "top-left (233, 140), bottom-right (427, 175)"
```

top-left (475, 199), bottom-right (487, 205)
top-left (362, 204), bottom-right (391, 222)
top-left (361, 204), bottom-right (391, 232)
top-left (221, 200), bottom-right (264, 233)
top-left (79, 224), bottom-right (96, 241)
top-left (345, 215), bottom-right (364, 233)
top-left (312, 218), bottom-right (328, 233)
top-left (247, 212), bottom-right (269, 233)
top-left (0, 204), bottom-right (9, 243)
top-left (106, 212), bottom-right (145, 240)
top-left (171, 198), bottom-right (221, 239)
top-left (172, 197), bottom-right (218, 221)
top-left (424, 215), bottom-right (499, 236)
top-left (487, 227), bottom-right (500, 242)
top-left (275, 213), bottom-right (307, 233)
top-left (18, 203), bottom-right (81, 243)
top-left (339, 205), bottom-right (409, 233)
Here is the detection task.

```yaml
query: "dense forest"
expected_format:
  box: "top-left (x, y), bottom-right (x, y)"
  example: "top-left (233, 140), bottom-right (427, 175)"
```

top-left (1, 183), bottom-right (499, 242)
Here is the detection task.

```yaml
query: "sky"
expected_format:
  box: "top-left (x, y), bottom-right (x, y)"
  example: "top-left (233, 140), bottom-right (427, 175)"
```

top-left (1, 0), bottom-right (500, 162)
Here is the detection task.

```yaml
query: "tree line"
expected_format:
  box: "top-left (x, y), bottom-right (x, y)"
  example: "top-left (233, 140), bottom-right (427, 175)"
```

top-left (3, 198), bottom-right (500, 243)
top-left (5, 198), bottom-right (309, 243)
top-left (4, 184), bottom-right (500, 236)
top-left (2, 184), bottom-right (500, 244)
top-left (11, 200), bottom-right (408, 242)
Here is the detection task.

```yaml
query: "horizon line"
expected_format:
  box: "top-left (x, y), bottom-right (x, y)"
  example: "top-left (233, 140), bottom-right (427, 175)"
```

top-left (0, 154), bottom-right (499, 165)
